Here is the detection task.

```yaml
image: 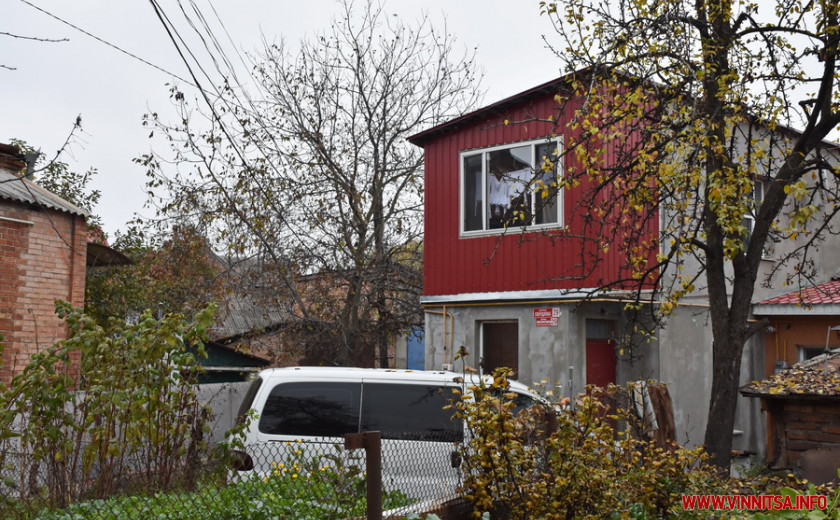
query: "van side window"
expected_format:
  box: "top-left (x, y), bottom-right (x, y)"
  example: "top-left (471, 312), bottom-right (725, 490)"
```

top-left (360, 383), bottom-right (462, 442)
top-left (258, 382), bottom-right (361, 436)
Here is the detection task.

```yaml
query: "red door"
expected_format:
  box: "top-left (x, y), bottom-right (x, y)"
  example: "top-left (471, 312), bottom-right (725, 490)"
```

top-left (585, 339), bottom-right (616, 387)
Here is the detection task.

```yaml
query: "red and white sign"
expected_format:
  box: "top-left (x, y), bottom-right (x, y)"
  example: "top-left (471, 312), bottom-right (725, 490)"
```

top-left (536, 317), bottom-right (558, 327)
top-left (534, 307), bottom-right (560, 327)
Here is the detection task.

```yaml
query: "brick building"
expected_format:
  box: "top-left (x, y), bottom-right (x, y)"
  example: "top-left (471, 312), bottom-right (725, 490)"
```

top-left (0, 143), bottom-right (88, 383)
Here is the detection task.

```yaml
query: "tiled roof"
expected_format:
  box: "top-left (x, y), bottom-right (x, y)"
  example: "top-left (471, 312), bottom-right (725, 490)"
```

top-left (755, 280), bottom-right (840, 306)
top-left (0, 168), bottom-right (88, 218)
top-left (741, 352), bottom-right (840, 398)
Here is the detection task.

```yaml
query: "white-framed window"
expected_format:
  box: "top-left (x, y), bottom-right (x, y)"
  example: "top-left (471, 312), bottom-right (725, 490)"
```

top-left (798, 345), bottom-right (827, 363)
top-left (460, 138), bottom-right (563, 235)
top-left (742, 179), bottom-right (773, 258)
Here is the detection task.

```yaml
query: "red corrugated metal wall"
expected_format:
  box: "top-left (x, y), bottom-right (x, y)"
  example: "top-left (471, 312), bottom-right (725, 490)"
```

top-left (421, 89), bottom-right (659, 297)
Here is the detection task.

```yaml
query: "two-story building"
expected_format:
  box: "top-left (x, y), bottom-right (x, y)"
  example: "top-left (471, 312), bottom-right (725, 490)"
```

top-left (408, 75), bottom-right (840, 457)
top-left (408, 76), bottom-right (657, 395)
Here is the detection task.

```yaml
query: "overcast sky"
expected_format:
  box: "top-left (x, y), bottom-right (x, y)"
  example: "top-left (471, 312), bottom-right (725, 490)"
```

top-left (4, 0), bottom-right (561, 237)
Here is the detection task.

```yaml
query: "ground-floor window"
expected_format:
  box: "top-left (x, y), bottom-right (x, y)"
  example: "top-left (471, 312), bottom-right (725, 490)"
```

top-left (480, 321), bottom-right (519, 379)
top-left (798, 345), bottom-right (827, 362)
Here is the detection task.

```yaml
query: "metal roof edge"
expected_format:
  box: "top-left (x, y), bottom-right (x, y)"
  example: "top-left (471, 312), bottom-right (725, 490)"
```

top-left (407, 74), bottom-right (576, 146)
top-left (752, 303), bottom-right (840, 316)
top-left (420, 288), bottom-right (634, 305)
top-left (0, 169), bottom-right (89, 218)
top-left (407, 67), bottom-right (840, 150)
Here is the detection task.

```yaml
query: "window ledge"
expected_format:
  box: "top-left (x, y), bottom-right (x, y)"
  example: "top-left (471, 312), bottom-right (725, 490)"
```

top-left (460, 224), bottom-right (564, 239)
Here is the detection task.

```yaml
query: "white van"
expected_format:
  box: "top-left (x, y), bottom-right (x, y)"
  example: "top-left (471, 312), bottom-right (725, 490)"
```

top-left (229, 366), bottom-right (542, 504)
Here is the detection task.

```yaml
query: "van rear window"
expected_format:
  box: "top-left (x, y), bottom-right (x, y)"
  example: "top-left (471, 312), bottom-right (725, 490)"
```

top-left (258, 382), bottom-right (361, 436)
top-left (236, 376), bottom-right (263, 426)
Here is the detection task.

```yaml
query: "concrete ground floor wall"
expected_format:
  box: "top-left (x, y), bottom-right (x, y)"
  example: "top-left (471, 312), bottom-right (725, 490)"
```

top-left (423, 296), bottom-right (767, 459)
top-left (656, 300), bottom-right (766, 455)
top-left (423, 299), bottom-right (656, 401)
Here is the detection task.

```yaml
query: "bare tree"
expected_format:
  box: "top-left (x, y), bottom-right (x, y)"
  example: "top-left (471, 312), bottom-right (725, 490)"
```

top-left (138, 0), bottom-right (482, 366)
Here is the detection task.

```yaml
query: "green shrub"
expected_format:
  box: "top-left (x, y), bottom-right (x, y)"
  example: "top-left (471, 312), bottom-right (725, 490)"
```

top-left (32, 447), bottom-right (413, 520)
top-left (0, 302), bottom-right (221, 514)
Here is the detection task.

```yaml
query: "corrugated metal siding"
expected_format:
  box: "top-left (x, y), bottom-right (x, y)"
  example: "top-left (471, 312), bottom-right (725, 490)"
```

top-left (422, 89), bottom-right (659, 297)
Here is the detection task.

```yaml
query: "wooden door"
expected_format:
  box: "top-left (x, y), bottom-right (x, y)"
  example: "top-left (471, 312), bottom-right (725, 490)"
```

top-left (481, 321), bottom-right (519, 379)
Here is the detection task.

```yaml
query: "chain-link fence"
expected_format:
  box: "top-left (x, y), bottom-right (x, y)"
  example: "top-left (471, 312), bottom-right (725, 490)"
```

top-left (0, 432), bottom-right (471, 520)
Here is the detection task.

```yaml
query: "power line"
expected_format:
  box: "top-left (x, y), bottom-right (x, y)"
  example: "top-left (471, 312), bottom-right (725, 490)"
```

top-left (150, 0), bottom-right (226, 102)
top-left (147, 0), bottom-right (281, 172)
top-left (147, 0), bottom-right (316, 261)
top-left (0, 30), bottom-right (67, 42)
top-left (17, 0), bottom-right (199, 89)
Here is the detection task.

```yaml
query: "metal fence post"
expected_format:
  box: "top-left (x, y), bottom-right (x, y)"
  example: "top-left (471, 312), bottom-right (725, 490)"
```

top-left (345, 431), bottom-right (382, 520)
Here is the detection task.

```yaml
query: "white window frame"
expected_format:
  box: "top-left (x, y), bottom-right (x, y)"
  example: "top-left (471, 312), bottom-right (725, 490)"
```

top-left (798, 345), bottom-right (827, 362)
top-left (459, 137), bottom-right (564, 237)
top-left (743, 179), bottom-right (773, 259)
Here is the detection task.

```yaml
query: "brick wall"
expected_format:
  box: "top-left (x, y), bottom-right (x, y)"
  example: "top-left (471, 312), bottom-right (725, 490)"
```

top-left (0, 201), bottom-right (87, 383)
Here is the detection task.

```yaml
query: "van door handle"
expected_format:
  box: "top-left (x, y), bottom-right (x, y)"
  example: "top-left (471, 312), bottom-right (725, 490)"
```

top-left (450, 450), bottom-right (462, 468)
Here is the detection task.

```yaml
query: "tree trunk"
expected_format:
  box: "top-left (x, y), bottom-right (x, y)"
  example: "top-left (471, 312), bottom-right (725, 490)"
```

top-left (703, 331), bottom-right (744, 470)
top-left (377, 311), bottom-right (389, 368)
top-left (372, 161), bottom-right (389, 368)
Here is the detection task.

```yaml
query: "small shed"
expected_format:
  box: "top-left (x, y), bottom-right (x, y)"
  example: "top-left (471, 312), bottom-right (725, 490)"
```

top-left (740, 352), bottom-right (840, 484)
top-left (191, 342), bottom-right (271, 384)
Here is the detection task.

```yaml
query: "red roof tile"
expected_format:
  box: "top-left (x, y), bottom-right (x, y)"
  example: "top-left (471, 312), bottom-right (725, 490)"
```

top-left (755, 280), bottom-right (840, 306)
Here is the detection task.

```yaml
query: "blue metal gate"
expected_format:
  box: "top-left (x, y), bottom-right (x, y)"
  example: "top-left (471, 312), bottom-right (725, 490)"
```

top-left (406, 326), bottom-right (425, 370)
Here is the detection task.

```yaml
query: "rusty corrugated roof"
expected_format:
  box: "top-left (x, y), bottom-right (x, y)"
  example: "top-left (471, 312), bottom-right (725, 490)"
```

top-left (0, 143), bottom-right (26, 172)
top-left (86, 242), bottom-right (133, 267)
top-left (0, 167), bottom-right (88, 218)
top-left (210, 291), bottom-right (290, 341)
